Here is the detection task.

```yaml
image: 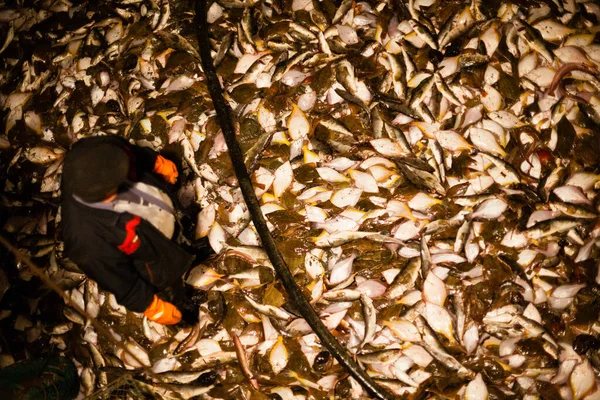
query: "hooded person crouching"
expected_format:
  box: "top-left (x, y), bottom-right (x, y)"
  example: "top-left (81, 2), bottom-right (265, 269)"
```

top-left (60, 135), bottom-right (213, 325)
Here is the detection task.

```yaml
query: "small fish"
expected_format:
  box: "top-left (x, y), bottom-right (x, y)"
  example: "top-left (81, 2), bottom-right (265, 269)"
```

top-left (409, 74), bottom-right (435, 107)
top-left (549, 202), bottom-right (597, 219)
top-left (397, 161), bottom-right (446, 195)
top-left (387, 258), bottom-right (421, 299)
top-left (526, 219), bottom-right (580, 240)
top-left (479, 152), bottom-right (520, 186)
top-left (180, 136), bottom-right (202, 177)
top-left (136, 381), bottom-right (214, 400)
top-left (214, 32), bottom-right (233, 67)
top-left (420, 235), bottom-right (431, 276)
top-left (513, 18), bottom-right (554, 63)
top-left (244, 295), bottom-right (293, 321)
top-left (322, 289), bottom-right (361, 302)
top-left (408, 20), bottom-right (438, 50)
top-left (174, 322), bottom-right (202, 355)
top-left (415, 317), bottom-right (473, 379)
top-left (357, 349), bottom-right (402, 364)
top-left (269, 336), bottom-right (289, 374)
top-left (465, 373), bottom-right (488, 400)
top-left (0, 23), bottom-right (14, 56)
top-left (232, 333), bottom-right (259, 389)
top-left (359, 293), bottom-right (376, 348)
top-left (384, 320), bottom-right (421, 342)
top-left (454, 220), bottom-right (471, 253)
top-left (153, 370), bottom-right (206, 384)
top-left (315, 231), bottom-right (403, 247)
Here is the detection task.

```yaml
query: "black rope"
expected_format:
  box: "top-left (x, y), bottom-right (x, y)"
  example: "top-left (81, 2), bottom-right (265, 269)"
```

top-left (194, 2), bottom-right (395, 399)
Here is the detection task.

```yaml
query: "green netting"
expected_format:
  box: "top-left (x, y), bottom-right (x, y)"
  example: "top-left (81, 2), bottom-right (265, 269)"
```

top-left (84, 374), bottom-right (149, 400)
top-left (0, 357), bottom-right (79, 400)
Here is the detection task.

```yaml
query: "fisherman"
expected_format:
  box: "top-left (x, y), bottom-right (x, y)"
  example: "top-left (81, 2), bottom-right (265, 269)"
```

top-left (60, 136), bottom-right (213, 326)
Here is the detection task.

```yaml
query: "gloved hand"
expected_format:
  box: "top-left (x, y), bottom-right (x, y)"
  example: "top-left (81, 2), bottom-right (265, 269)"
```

top-left (153, 155), bottom-right (178, 184)
top-left (144, 295), bottom-right (182, 325)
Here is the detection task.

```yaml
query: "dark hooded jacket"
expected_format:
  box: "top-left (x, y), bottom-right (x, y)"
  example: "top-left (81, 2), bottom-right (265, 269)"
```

top-left (61, 136), bottom-right (194, 312)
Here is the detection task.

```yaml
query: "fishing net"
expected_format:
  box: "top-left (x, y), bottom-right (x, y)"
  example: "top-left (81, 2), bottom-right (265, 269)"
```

top-left (0, 356), bottom-right (79, 400)
top-left (84, 374), bottom-right (150, 400)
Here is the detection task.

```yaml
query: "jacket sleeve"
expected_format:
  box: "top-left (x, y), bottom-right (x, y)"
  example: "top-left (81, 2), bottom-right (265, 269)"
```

top-left (115, 214), bottom-right (194, 291)
top-left (83, 260), bottom-right (155, 312)
top-left (126, 142), bottom-right (158, 175)
top-left (69, 240), bottom-right (156, 313)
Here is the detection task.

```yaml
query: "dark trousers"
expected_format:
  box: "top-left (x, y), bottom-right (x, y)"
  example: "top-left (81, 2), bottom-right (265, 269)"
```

top-left (160, 237), bottom-right (213, 324)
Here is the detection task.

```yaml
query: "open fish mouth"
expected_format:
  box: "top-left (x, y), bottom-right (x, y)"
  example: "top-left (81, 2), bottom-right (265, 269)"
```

top-left (2, 0), bottom-right (600, 398)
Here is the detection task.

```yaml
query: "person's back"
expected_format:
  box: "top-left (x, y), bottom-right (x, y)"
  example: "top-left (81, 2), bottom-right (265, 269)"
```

top-left (60, 135), bottom-right (210, 325)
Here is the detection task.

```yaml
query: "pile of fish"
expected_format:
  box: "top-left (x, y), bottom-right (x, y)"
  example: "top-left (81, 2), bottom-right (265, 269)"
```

top-left (2, 0), bottom-right (600, 398)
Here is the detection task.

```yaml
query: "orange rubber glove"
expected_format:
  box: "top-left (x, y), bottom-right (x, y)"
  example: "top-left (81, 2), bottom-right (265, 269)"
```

top-left (143, 295), bottom-right (182, 325)
top-left (153, 155), bottom-right (178, 184)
